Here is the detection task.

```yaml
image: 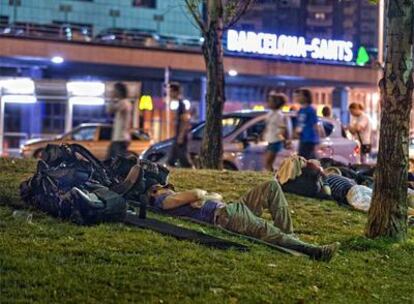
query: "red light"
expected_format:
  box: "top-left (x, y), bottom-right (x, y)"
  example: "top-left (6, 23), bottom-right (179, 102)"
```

top-left (354, 146), bottom-right (360, 155)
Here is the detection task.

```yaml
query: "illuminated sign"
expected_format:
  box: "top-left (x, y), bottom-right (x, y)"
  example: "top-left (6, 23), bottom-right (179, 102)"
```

top-left (356, 46), bottom-right (370, 66)
top-left (139, 95), bottom-right (154, 111)
top-left (252, 105), bottom-right (265, 111)
top-left (227, 30), bottom-right (354, 63)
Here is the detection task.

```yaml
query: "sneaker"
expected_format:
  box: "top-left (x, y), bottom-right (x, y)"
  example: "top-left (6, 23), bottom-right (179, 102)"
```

top-left (311, 242), bottom-right (340, 262)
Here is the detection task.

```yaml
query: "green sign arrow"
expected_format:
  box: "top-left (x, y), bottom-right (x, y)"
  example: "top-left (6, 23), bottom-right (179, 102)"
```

top-left (356, 46), bottom-right (370, 66)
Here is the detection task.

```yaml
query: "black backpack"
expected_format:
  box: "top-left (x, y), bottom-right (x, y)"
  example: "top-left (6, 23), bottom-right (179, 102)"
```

top-left (106, 155), bottom-right (170, 201)
top-left (20, 144), bottom-right (127, 225)
top-left (20, 144), bottom-right (170, 225)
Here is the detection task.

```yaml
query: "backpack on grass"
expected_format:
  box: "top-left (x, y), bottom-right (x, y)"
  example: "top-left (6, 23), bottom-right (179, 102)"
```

top-left (20, 144), bottom-right (171, 225)
top-left (20, 144), bottom-right (128, 225)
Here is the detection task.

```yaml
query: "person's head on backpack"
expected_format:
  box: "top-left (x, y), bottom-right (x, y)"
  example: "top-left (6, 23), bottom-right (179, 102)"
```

top-left (147, 183), bottom-right (176, 204)
top-left (267, 92), bottom-right (287, 111)
top-left (294, 89), bottom-right (313, 107)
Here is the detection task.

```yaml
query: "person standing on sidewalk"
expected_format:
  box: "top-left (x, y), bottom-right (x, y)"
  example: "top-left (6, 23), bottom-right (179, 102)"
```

top-left (295, 89), bottom-right (320, 160)
top-left (348, 103), bottom-right (372, 164)
top-left (107, 82), bottom-right (132, 159)
top-left (167, 82), bottom-right (194, 168)
top-left (264, 92), bottom-right (292, 171)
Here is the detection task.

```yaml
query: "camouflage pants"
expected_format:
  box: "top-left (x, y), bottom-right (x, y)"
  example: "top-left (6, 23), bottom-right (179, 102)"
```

top-left (216, 181), bottom-right (318, 253)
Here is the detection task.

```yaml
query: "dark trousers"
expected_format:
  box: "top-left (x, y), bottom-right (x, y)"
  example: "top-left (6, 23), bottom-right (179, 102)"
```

top-left (107, 141), bottom-right (129, 159)
top-left (298, 142), bottom-right (317, 160)
top-left (167, 140), bottom-right (193, 168)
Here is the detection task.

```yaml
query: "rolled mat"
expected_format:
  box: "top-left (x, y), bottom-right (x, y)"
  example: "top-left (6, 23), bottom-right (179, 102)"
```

top-left (124, 213), bottom-right (249, 251)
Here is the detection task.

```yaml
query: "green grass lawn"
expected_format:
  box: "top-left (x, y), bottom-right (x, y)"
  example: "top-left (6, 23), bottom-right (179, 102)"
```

top-left (0, 159), bottom-right (413, 304)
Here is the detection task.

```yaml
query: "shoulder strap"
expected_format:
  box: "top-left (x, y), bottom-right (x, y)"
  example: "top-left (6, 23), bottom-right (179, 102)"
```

top-left (69, 144), bottom-right (113, 186)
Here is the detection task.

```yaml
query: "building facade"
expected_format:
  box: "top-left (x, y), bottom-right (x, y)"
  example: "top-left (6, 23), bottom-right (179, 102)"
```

top-left (241, 0), bottom-right (379, 53)
top-left (0, 0), bottom-right (381, 155)
top-left (0, 0), bottom-right (199, 37)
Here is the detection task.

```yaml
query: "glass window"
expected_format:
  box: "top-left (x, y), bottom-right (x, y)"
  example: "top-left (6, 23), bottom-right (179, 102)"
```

top-left (237, 120), bottom-right (266, 141)
top-left (71, 126), bottom-right (97, 141)
top-left (132, 0), bottom-right (156, 8)
top-left (42, 102), bottom-right (65, 134)
top-left (99, 126), bottom-right (112, 140)
top-left (4, 104), bottom-right (21, 132)
top-left (322, 121), bottom-right (334, 137)
top-left (192, 117), bottom-right (242, 140)
top-left (72, 105), bottom-right (110, 128)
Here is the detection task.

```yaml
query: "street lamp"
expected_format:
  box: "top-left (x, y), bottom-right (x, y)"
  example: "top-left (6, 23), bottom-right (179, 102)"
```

top-left (109, 9), bottom-right (121, 28)
top-left (228, 69), bottom-right (238, 77)
top-left (51, 56), bottom-right (64, 64)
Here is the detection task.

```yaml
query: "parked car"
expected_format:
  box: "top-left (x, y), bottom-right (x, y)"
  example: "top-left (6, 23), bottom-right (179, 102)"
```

top-left (20, 123), bottom-right (152, 160)
top-left (140, 111), bottom-right (360, 171)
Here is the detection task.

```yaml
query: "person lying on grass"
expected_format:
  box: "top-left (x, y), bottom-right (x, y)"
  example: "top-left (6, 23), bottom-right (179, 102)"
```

top-left (324, 168), bottom-right (414, 217)
top-left (148, 180), bottom-right (340, 262)
top-left (276, 156), bottom-right (414, 217)
top-left (276, 155), bottom-right (331, 200)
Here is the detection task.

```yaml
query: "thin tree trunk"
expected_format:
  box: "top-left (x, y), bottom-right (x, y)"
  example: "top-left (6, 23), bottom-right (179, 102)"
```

top-left (200, 0), bottom-right (225, 169)
top-left (366, 0), bottom-right (414, 240)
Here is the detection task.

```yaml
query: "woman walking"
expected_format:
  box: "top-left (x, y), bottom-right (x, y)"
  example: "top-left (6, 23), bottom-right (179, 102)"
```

top-left (264, 93), bottom-right (291, 171)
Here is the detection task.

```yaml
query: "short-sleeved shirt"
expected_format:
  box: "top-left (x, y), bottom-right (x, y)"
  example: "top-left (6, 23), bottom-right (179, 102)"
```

top-left (298, 106), bottom-right (320, 144)
top-left (264, 110), bottom-right (286, 143)
top-left (350, 113), bottom-right (372, 145)
top-left (152, 194), bottom-right (224, 224)
top-left (110, 99), bottom-right (132, 142)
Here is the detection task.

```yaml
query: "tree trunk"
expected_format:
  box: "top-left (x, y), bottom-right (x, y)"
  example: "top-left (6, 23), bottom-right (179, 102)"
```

top-left (366, 0), bottom-right (414, 240)
top-left (200, 0), bottom-right (225, 169)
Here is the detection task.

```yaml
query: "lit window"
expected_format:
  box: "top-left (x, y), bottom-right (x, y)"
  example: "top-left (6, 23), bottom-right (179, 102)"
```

top-left (132, 0), bottom-right (156, 8)
top-left (315, 13), bottom-right (326, 20)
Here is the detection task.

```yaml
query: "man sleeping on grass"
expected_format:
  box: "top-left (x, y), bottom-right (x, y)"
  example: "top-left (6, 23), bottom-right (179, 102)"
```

top-left (276, 155), bottom-right (414, 217)
top-left (147, 180), bottom-right (340, 262)
top-left (324, 168), bottom-right (414, 217)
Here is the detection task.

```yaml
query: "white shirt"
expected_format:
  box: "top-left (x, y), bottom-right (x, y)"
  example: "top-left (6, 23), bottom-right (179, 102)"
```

top-left (350, 113), bottom-right (372, 145)
top-left (107, 99), bottom-right (132, 142)
top-left (264, 110), bottom-right (290, 143)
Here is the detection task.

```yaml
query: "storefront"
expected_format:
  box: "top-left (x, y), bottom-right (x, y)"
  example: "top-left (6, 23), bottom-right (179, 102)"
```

top-left (0, 32), bottom-right (382, 156)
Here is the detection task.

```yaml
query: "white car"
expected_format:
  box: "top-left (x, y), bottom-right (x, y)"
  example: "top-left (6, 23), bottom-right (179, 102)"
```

top-left (142, 111), bottom-right (361, 170)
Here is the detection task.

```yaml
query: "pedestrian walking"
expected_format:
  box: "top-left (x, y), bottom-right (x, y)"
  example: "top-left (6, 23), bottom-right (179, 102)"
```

top-left (106, 82), bottom-right (132, 159)
top-left (263, 92), bottom-right (291, 171)
top-left (294, 89), bottom-right (320, 160)
top-left (321, 105), bottom-right (334, 136)
top-left (167, 82), bottom-right (194, 168)
top-left (348, 102), bottom-right (372, 164)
